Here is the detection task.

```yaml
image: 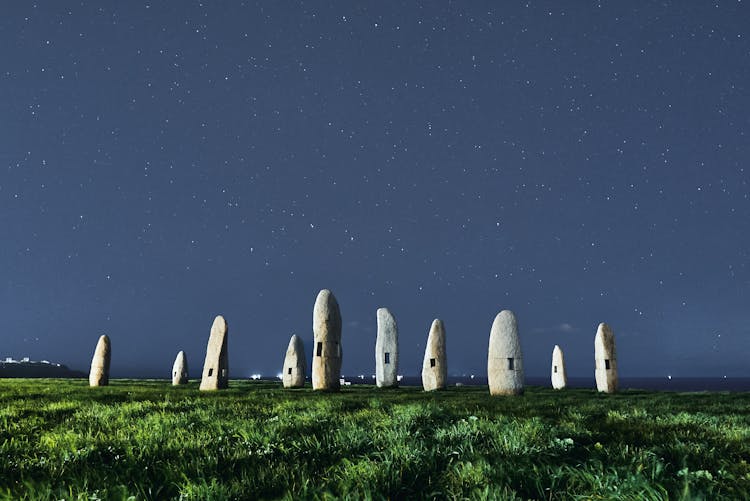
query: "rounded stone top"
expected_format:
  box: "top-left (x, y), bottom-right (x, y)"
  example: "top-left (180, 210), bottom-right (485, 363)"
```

top-left (212, 315), bottom-right (227, 331)
top-left (287, 334), bottom-right (304, 352)
top-left (489, 310), bottom-right (521, 357)
top-left (95, 334), bottom-right (111, 353)
top-left (313, 289), bottom-right (341, 342)
top-left (594, 322), bottom-right (616, 355)
top-left (553, 344), bottom-right (562, 355)
top-left (425, 319), bottom-right (445, 353)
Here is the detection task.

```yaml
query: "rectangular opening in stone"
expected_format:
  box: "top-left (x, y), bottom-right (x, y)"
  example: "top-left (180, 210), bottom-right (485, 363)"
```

top-left (605, 359), bottom-right (611, 370)
top-left (554, 365), bottom-right (557, 373)
top-left (288, 367), bottom-right (292, 375)
top-left (316, 342), bottom-right (322, 357)
top-left (208, 368), bottom-right (213, 377)
top-left (507, 358), bottom-right (514, 370)
top-left (384, 352), bottom-right (390, 364)
top-left (430, 358), bottom-right (436, 368)
top-left (221, 369), bottom-right (226, 377)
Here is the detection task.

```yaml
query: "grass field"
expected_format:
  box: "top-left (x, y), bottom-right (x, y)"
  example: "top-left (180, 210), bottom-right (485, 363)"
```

top-left (1, 379), bottom-right (749, 500)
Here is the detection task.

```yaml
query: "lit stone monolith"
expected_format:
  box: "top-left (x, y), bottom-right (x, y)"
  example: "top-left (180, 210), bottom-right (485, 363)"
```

top-left (172, 350), bottom-right (189, 385)
top-left (311, 289), bottom-right (342, 391)
top-left (199, 315), bottom-right (229, 391)
top-left (282, 334), bottom-right (306, 388)
top-left (421, 319), bottom-right (447, 391)
top-left (89, 334), bottom-right (111, 387)
top-left (551, 345), bottom-right (567, 390)
top-left (594, 322), bottom-right (618, 393)
top-left (487, 310), bottom-right (524, 395)
top-left (375, 308), bottom-right (398, 388)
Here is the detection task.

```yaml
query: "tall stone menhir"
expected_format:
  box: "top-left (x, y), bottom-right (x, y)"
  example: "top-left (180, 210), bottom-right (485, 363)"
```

top-left (89, 334), bottom-right (111, 387)
top-left (421, 319), bottom-right (447, 391)
top-left (594, 322), bottom-right (618, 393)
top-left (487, 310), bottom-right (524, 395)
top-left (312, 289), bottom-right (342, 391)
top-left (172, 350), bottom-right (189, 385)
top-left (551, 345), bottom-right (567, 390)
top-left (375, 308), bottom-right (398, 388)
top-left (282, 334), bottom-right (306, 388)
top-left (200, 315), bottom-right (229, 391)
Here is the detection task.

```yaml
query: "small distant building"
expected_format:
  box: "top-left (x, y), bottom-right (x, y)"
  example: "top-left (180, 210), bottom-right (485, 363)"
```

top-left (172, 351), bottom-right (189, 385)
top-left (421, 319), bottom-right (447, 391)
top-left (89, 335), bottom-right (111, 387)
top-left (282, 334), bottom-right (306, 388)
top-left (311, 289), bottom-right (342, 391)
top-left (551, 345), bottom-right (567, 390)
top-left (487, 310), bottom-right (524, 396)
top-left (594, 322), bottom-right (618, 393)
top-left (375, 308), bottom-right (398, 388)
top-left (199, 315), bottom-right (229, 390)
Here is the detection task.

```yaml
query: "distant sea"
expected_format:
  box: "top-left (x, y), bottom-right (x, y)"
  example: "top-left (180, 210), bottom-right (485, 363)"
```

top-left (341, 376), bottom-right (750, 392)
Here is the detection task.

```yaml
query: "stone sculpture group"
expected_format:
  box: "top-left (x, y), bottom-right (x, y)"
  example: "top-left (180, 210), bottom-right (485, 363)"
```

top-left (88, 288), bottom-right (619, 394)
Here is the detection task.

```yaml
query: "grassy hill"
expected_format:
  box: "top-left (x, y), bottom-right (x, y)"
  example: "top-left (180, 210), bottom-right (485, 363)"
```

top-left (1, 379), bottom-right (749, 500)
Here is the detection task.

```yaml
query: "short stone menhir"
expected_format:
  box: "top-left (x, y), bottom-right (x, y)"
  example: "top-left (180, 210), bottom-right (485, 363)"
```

top-left (487, 310), bottom-right (524, 396)
top-left (594, 322), bottom-right (618, 393)
top-left (551, 345), bottom-right (567, 390)
top-left (172, 350), bottom-right (188, 385)
top-left (375, 307), bottom-right (398, 388)
top-left (422, 319), bottom-right (447, 391)
top-left (199, 315), bottom-right (229, 391)
top-left (282, 334), bottom-right (306, 388)
top-left (312, 289), bottom-right (342, 391)
top-left (89, 334), bottom-right (111, 387)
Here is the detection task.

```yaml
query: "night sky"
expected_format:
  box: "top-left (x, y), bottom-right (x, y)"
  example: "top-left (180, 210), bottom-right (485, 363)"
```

top-left (2, 2), bottom-right (749, 379)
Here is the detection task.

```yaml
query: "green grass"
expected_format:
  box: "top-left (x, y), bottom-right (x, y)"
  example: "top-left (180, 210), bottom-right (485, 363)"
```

top-left (1, 380), bottom-right (749, 500)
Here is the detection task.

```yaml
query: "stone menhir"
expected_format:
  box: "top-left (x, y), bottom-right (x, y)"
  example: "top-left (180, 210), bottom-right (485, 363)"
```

top-left (282, 334), bottom-right (306, 388)
top-left (89, 334), bottom-right (111, 387)
top-left (594, 322), bottom-right (618, 393)
top-left (487, 310), bottom-right (524, 395)
top-left (311, 289), bottom-right (342, 391)
top-left (551, 345), bottom-right (567, 390)
top-left (172, 350), bottom-right (189, 385)
top-left (375, 308), bottom-right (398, 388)
top-left (199, 315), bottom-right (229, 391)
top-left (421, 319), bottom-right (447, 391)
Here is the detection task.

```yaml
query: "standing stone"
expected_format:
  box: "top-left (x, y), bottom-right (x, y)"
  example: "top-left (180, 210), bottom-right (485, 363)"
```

top-left (375, 308), bottom-right (398, 388)
top-left (282, 334), bottom-right (306, 388)
top-left (594, 322), bottom-right (618, 393)
top-left (89, 334), bottom-right (111, 387)
top-left (487, 310), bottom-right (524, 396)
top-left (311, 289), bottom-right (342, 391)
top-left (421, 319), bottom-right (447, 391)
top-left (172, 350), bottom-right (189, 385)
top-left (199, 315), bottom-right (229, 391)
top-left (551, 345), bottom-right (567, 390)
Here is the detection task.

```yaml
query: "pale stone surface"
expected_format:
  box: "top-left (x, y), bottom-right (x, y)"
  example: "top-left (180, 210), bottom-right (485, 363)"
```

top-left (421, 319), bottom-right (447, 391)
top-left (487, 310), bottom-right (524, 396)
top-left (172, 350), bottom-right (188, 385)
top-left (199, 315), bottom-right (229, 391)
top-left (312, 289), bottom-right (342, 391)
top-left (551, 345), bottom-right (567, 390)
top-left (375, 308), bottom-right (398, 388)
top-left (89, 334), bottom-right (111, 387)
top-left (282, 334), bottom-right (306, 388)
top-left (594, 322), bottom-right (618, 393)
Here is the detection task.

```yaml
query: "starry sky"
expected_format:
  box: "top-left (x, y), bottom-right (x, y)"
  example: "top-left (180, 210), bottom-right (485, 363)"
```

top-left (2, 1), bottom-right (749, 379)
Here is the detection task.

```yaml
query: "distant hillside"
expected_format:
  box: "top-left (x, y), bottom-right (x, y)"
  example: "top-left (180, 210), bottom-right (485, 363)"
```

top-left (0, 361), bottom-right (86, 378)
